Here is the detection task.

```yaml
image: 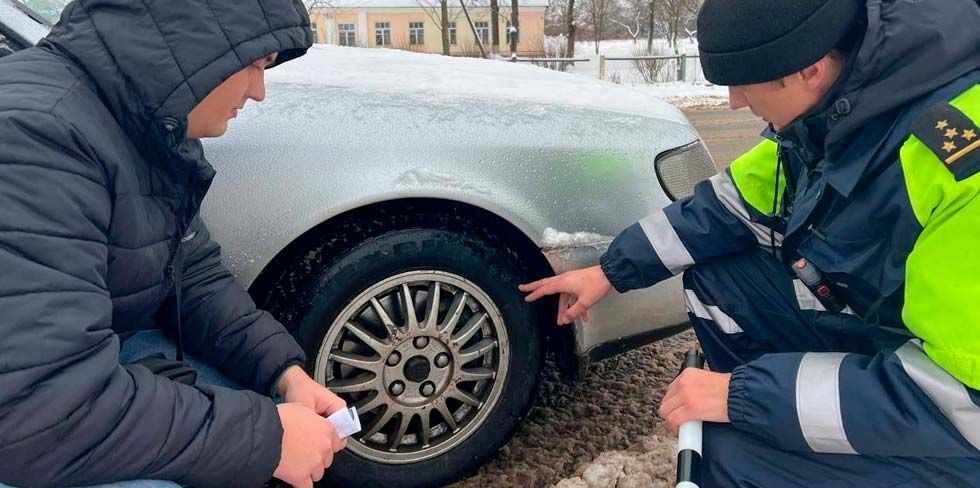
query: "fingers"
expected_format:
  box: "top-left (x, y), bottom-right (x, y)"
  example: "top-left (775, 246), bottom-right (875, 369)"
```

top-left (667, 409), bottom-right (688, 436)
top-left (556, 293), bottom-right (570, 325)
top-left (518, 279), bottom-right (545, 292)
top-left (658, 375), bottom-right (683, 419)
top-left (561, 300), bottom-right (590, 325)
top-left (329, 429), bottom-right (345, 454)
top-left (321, 390), bottom-right (347, 416)
top-left (312, 462), bottom-right (326, 482)
top-left (523, 279), bottom-right (559, 302)
top-left (293, 477), bottom-right (313, 488)
top-left (658, 388), bottom-right (683, 421)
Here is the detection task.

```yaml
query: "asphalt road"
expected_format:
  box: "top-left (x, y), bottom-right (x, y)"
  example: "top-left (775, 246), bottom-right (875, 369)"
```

top-left (684, 107), bottom-right (766, 169)
top-left (449, 106), bottom-right (765, 488)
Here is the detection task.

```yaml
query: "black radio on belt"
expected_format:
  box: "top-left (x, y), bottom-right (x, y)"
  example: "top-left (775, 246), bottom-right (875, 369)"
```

top-left (792, 258), bottom-right (846, 313)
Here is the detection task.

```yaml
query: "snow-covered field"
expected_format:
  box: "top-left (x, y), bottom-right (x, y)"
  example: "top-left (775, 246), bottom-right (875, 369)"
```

top-left (556, 38), bottom-right (728, 108)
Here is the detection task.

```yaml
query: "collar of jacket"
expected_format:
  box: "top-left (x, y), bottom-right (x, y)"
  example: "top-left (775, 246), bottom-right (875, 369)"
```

top-left (770, 0), bottom-right (980, 198)
top-left (770, 70), bottom-right (980, 200)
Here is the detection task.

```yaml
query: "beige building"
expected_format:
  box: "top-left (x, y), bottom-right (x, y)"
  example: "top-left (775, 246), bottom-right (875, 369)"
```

top-left (309, 0), bottom-right (548, 57)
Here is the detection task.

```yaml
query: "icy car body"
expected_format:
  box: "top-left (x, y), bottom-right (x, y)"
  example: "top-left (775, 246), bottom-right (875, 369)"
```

top-left (202, 46), bottom-right (714, 367)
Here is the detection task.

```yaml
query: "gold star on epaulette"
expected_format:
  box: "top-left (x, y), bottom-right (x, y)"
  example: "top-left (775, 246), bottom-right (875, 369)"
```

top-left (912, 101), bottom-right (980, 181)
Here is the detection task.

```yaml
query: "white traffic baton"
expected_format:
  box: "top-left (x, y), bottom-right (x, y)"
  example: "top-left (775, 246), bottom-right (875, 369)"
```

top-left (675, 349), bottom-right (705, 488)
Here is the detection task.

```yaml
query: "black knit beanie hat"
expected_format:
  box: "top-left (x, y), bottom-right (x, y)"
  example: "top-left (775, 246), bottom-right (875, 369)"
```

top-left (697, 0), bottom-right (863, 86)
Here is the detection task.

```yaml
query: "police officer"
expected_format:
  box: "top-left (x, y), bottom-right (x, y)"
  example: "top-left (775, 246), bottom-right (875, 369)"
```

top-left (522, 0), bottom-right (980, 484)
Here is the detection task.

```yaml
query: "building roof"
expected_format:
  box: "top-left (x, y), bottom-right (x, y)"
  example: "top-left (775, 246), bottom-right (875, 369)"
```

top-left (316, 0), bottom-right (550, 10)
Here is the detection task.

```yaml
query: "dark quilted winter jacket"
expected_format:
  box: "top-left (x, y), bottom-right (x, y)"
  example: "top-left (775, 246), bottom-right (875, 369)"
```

top-left (0, 1), bottom-right (313, 486)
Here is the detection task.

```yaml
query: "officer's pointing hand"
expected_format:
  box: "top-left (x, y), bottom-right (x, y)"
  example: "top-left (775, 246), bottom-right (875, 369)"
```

top-left (519, 266), bottom-right (613, 325)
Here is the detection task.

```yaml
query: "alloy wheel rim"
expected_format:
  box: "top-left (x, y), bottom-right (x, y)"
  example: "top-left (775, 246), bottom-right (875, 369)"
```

top-left (314, 270), bottom-right (510, 464)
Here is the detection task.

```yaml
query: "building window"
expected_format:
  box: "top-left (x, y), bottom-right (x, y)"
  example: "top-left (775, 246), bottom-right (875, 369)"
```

top-left (375, 22), bottom-right (391, 46)
top-left (448, 21), bottom-right (457, 45)
top-left (474, 21), bottom-right (489, 45)
top-left (506, 20), bottom-right (519, 45)
top-left (409, 21), bottom-right (424, 45)
top-left (338, 23), bottom-right (356, 46)
top-left (310, 21), bottom-right (319, 43)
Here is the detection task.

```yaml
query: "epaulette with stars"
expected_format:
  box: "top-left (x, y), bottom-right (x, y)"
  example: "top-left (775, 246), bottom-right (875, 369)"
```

top-left (911, 101), bottom-right (980, 181)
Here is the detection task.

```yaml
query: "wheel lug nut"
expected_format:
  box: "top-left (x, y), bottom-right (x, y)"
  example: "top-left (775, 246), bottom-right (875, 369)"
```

top-left (387, 352), bottom-right (401, 366)
top-left (413, 336), bottom-right (429, 349)
top-left (420, 381), bottom-right (436, 397)
top-left (389, 381), bottom-right (405, 396)
top-left (435, 353), bottom-right (450, 368)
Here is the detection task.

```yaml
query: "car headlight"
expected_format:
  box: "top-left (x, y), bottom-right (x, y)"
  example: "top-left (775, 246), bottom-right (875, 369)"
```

top-left (654, 141), bottom-right (717, 201)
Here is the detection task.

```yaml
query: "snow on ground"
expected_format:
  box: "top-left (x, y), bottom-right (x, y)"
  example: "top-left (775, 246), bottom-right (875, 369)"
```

top-left (553, 38), bottom-right (729, 109)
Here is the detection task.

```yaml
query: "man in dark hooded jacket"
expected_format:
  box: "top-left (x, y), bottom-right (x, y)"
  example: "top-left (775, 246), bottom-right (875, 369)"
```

top-left (0, 1), bottom-right (348, 487)
top-left (524, 0), bottom-right (980, 485)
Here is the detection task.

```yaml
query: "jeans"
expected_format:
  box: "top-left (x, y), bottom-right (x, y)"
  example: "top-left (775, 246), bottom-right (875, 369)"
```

top-left (2, 330), bottom-right (242, 488)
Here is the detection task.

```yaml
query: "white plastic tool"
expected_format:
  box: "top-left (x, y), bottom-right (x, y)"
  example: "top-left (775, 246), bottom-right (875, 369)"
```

top-left (675, 349), bottom-right (705, 488)
top-left (327, 406), bottom-right (362, 438)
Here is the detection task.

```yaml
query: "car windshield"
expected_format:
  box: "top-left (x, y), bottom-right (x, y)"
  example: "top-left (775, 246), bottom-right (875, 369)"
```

top-left (14, 0), bottom-right (70, 26)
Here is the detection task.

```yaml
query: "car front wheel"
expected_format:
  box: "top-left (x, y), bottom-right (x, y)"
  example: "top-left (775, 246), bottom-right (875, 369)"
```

top-left (287, 226), bottom-right (543, 487)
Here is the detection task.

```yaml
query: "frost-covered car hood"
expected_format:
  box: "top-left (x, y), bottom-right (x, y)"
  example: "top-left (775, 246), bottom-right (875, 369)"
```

top-left (267, 45), bottom-right (691, 125)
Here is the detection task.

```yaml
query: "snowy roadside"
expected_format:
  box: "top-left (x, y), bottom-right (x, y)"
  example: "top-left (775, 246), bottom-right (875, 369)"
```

top-left (552, 426), bottom-right (679, 488)
top-left (558, 39), bottom-right (729, 110)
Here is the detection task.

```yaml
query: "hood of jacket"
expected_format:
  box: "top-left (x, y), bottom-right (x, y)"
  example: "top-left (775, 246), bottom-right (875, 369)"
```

top-left (37, 0), bottom-right (313, 167)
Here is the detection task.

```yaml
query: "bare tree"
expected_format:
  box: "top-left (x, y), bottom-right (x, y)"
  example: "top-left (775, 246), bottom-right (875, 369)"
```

top-left (661, 0), bottom-right (699, 53)
top-left (303, 0), bottom-right (335, 10)
top-left (583, 0), bottom-right (611, 54)
top-left (490, 0), bottom-right (501, 55)
top-left (610, 14), bottom-right (643, 43)
top-left (565, 0), bottom-right (577, 57)
top-left (646, 0), bottom-right (656, 53)
top-left (509, 0), bottom-right (519, 56)
top-left (417, 0), bottom-right (458, 54)
top-left (441, 0), bottom-right (451, 53)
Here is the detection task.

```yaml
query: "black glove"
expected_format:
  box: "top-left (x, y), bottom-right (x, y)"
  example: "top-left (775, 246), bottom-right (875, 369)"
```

top-left (129, 352), bottom-right (198, 385)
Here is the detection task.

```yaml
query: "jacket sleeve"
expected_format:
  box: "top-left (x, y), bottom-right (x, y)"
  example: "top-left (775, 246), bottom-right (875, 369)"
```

top-left (726, 107), bottom-right (980, 458)
top-left (0, 112), bottom-right (282, 488)
top-left (160, 215), bottom-right (306, 395)
top-left (726, 344), bottom-right (980, 457)
top-left (600, 140), bottom-right (786, 293)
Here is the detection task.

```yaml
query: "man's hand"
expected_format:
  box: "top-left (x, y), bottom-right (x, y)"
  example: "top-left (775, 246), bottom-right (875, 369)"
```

top-left (274, 403), bottom-right (346, 488)
top-left (658, 368), bottom-right (731, 435)
top-left (519, 266), bottom-right (613, 325)
top-left (277, 365), bottom-right (348, 418)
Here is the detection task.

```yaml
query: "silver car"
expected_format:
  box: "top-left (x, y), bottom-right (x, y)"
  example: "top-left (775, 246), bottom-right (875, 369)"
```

top-left (2, 2), bottom-right (715, 486)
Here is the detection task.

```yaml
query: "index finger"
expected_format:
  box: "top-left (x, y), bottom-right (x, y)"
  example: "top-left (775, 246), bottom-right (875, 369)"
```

top-left (524, 281), bottom-right (562, 302)
top-left (518, 277), bottom-right (549, 292)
